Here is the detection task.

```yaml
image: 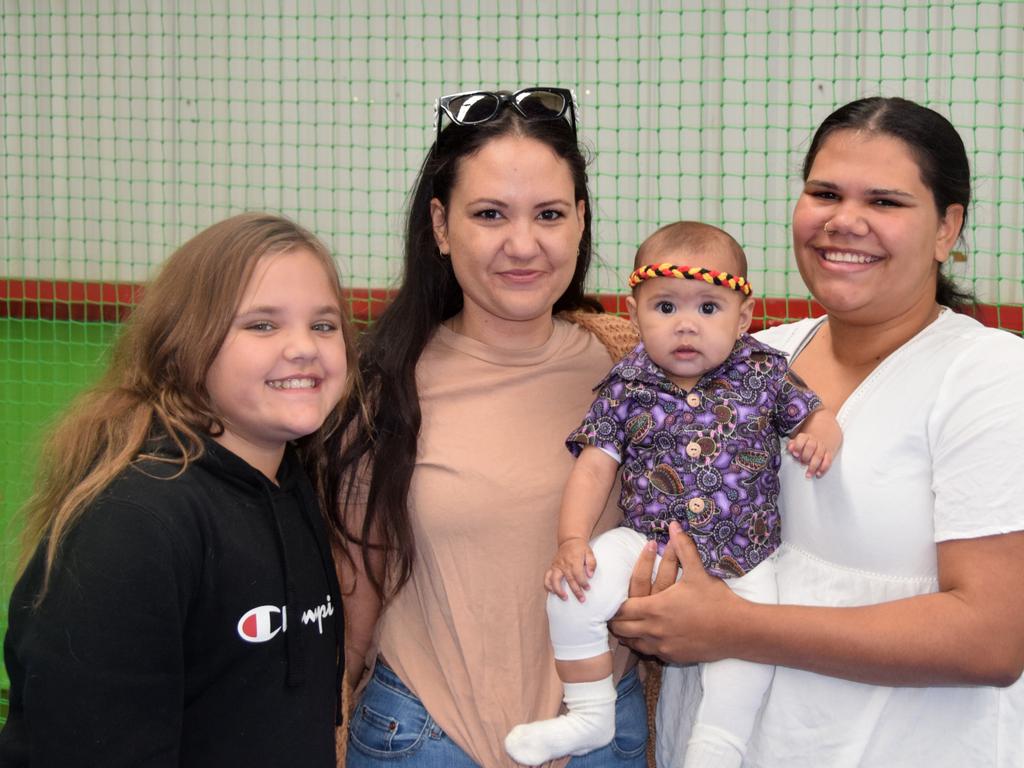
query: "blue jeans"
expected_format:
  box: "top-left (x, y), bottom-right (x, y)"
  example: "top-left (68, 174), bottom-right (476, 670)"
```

top-left (346, 662), bottom-right (648, 767)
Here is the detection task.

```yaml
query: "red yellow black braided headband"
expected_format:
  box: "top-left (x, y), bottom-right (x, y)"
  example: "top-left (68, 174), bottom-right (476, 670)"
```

top-left (627, 263), bottom-right (753, 296)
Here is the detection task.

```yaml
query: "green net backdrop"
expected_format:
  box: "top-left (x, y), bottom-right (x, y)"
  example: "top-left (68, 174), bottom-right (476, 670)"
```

top-left (1, 1), bottom-right (1022, 713)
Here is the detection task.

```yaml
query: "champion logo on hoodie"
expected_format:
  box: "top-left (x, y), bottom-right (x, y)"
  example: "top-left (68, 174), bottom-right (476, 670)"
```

top-left (237, 605), bottom-right (287, 643)
top-left (236, 596), bottom-right (334, 643)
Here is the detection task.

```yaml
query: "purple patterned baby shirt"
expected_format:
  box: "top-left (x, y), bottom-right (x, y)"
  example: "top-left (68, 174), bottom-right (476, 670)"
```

top-left (567, 335), bottom-right (821, 579)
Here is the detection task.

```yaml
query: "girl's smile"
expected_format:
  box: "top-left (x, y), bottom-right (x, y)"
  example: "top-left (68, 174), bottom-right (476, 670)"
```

top-left (266, 376), bottom-right (321, 390)
top-left (205, 247), bottom-right (348, 478)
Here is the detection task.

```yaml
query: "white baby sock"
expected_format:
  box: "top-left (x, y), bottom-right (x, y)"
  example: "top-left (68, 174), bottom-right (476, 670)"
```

top-left (504, 675), bottom-right (617, 765)
top-left (681, 723), bottom-right (746, 768)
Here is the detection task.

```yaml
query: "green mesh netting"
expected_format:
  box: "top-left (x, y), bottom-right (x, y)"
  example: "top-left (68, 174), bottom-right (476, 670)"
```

top-left (2, 1), bottom-right (1022, 716)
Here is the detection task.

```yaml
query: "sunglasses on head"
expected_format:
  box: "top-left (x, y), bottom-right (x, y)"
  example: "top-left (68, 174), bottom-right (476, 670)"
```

top-left (434, 87), bottom-right (577, 134)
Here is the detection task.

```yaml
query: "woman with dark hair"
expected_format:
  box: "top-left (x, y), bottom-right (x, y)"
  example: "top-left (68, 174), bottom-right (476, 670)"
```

top-left (331, 89), bottom-right (648, 767)
top-left (613, 96), bottom-right (1024, 767)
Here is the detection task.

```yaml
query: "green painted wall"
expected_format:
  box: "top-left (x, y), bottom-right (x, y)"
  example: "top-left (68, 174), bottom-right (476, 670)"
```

top-left (0, 319), bottom-right (119, 707)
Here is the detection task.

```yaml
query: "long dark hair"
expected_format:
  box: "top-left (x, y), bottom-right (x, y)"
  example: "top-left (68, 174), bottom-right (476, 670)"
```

top-left (329, 105), bottom-right (601, 600)
top-left (802, 96), bottom-right (974, 309)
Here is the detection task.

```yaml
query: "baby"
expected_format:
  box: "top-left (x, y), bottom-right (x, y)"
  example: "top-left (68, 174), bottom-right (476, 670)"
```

top-left (506, 221), bottom-right (842, 768)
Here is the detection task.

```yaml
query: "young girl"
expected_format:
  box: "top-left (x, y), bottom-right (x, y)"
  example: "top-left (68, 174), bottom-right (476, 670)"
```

top-left (506, 221), bottom-right (841, 768)
top-left (0, 213), bottom-right (356, 766)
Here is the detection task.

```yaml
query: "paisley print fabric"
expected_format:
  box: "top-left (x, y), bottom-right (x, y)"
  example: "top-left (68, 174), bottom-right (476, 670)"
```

top-left (567, 335), bottom-right (821, 579)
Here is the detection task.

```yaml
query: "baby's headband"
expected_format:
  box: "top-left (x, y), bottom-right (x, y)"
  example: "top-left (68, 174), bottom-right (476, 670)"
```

top-left (627, 264), bottom-right (753, 296)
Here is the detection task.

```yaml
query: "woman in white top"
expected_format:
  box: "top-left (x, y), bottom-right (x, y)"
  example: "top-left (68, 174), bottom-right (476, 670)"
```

top-left (612, 96), bottom-right (1024, 767)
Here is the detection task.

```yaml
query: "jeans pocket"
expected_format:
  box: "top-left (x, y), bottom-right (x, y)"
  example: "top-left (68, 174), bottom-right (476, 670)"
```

top-left (611, 669), bottom-right (649, 759)
top-left (348, 668), bottom-right (434, 758)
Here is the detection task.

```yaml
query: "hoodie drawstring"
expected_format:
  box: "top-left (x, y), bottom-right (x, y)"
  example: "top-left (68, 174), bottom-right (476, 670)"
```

top-left (266, 492), bottom-right (306, 688)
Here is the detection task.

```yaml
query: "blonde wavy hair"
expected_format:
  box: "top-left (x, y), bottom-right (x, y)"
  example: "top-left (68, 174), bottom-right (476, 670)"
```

top-left (21, 212), bottom-right (359, 596)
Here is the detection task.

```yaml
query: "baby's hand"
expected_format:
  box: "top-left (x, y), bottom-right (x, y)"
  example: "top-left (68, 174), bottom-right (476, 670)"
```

top-left (545, 537), bottom-right (596, 602)
top-left (788, 433), bottom-right (834, 477)
top-left (789, 407), bottom-right (842, 478)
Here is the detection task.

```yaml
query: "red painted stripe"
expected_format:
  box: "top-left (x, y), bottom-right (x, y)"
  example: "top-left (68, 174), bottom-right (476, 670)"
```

top-left (1, 279), bottom-right (1021, 333)
top-left (1, 279), bottom-right (145, 322)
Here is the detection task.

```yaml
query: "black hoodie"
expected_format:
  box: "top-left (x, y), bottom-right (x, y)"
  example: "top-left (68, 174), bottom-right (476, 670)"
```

top-left (0, 437), bottom-right (343, 767)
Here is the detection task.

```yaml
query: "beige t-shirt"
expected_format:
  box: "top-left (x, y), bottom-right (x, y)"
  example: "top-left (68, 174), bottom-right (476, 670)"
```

top-left (376, 317), bottom-right (632, 768)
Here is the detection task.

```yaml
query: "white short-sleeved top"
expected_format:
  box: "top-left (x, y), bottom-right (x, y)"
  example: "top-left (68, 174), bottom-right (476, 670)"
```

top-left (658, 310), bottom-right (1024, 767)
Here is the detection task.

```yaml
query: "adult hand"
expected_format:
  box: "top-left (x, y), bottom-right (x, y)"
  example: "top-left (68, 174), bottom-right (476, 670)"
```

top-left (610, 521), bottom-right (737, 663)
top-left (626, 535), bottom-right (680, 599)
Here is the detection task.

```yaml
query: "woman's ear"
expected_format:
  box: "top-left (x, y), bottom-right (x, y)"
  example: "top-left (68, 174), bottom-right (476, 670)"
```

top-left (934, 203), bottom-right (965, 264)
top-left (430, 198), bottom-right (450, 255)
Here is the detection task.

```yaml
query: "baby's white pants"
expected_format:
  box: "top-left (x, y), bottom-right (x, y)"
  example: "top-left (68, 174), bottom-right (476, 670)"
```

top-left (546, 526), bottom-right (778, 764)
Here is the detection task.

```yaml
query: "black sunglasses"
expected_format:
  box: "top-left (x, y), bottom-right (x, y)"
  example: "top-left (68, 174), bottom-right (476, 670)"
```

top-left (434, 87), bottom-right (577, 134)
